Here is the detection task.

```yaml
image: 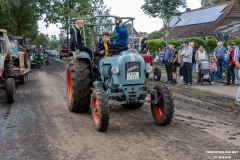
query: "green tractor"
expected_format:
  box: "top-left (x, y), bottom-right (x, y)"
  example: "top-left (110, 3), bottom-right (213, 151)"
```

top-left (31, 46), bottom-right (49, 69)
top-left (66, 16), bottom-right (174, 132)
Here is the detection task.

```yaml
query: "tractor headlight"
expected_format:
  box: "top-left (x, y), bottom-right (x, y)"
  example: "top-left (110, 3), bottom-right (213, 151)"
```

top-left (111, 66), bottom-right (120, 74)
top-left (146, 65), bottom-right (153, 73)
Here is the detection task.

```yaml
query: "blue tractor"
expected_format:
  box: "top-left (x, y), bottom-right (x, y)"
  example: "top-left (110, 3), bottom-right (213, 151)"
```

top-left (66, 16), bottom-right (174, 132)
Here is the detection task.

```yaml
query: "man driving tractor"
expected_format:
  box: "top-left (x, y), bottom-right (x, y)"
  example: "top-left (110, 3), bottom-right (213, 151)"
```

top-left (96, 31), bottom-right (113, 58)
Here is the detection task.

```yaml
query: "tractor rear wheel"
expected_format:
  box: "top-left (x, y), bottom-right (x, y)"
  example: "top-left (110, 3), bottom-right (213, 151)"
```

top-left (20, 74), bottom-right (28, 84)
top-left (5, 78), bottom-right (16, 103)
top-left (91, 88), bottom-right (109, 132)
top-left (151, 84), bottom-right (174, 126)
top-left (66, 58), bottom-right (92, 113)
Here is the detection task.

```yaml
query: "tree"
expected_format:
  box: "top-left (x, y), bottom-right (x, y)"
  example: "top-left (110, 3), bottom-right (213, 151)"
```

top-left (148, 31), bottom-right (165, 40)
top-left (139, 31), bottom-right (148, 38)
top-left (32, 33), bottom-right (49, 48)
top-left (141, 0), bottom-right (186, 36)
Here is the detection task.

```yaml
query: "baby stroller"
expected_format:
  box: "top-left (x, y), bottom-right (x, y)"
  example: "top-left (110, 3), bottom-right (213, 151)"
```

top-left (197, 61), bottom-right (212, 85)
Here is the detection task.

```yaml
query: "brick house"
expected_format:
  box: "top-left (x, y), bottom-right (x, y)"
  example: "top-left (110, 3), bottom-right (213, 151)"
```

top-left (126, 23), bottom-right (142, 50)
top-left (161, 0), bottom-right (240, 39)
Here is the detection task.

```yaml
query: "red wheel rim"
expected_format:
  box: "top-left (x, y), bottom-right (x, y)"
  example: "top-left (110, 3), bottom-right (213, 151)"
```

top-left (67, 68), bottom-right (72, 101)
top-left (153, 94), bottom-right (164, 119)
top-left (154, 70), bottom-right (158, 76)
top-left (93, 97), bottom-right (100, 125)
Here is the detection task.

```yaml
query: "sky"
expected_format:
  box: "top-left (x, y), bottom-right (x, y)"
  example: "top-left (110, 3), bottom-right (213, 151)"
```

top-left (38, 0), bottom-right (201, 37)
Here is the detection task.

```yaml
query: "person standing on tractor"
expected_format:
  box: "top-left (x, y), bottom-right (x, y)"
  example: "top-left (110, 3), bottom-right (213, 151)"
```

top-left (96, 32), bottom-right (113, 58)
top-left (70, 20), bottom-right (92, 59)
top-left (113, 16), bottom-right (130, 52)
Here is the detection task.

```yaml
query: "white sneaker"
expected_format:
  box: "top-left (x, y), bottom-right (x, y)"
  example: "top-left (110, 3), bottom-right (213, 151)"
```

top-left (211, 82), bottom-right (214, 85)
top-left (180, 76), bottom-right (183, 80)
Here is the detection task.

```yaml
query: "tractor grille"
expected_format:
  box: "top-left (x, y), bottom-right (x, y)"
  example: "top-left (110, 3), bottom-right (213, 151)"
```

top-left (125, 62), bottom-right (141, 79)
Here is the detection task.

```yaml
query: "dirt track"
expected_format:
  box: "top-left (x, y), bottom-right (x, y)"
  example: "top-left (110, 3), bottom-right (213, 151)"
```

top-left (0, 57), bottom-right (239, 160)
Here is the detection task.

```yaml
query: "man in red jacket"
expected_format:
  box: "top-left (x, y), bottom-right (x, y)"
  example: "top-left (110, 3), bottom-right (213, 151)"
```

top-left (225, 43), bottom-right (235, 86)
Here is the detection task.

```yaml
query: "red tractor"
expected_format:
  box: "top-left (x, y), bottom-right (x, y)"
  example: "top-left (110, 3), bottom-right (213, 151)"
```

top-left (140, 53), bottom-right (161, 81)
top-left (59, 45), bottom-right (71, 59)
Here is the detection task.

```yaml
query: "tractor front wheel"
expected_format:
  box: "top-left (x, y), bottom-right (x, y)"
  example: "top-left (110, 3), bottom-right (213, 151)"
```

top-left (5, 78), bottom-right (16, 103)
top-left (151, 84), bottom-right (174, 126)
top-left (66, 58), bottom-right (92, 113)
top-left (91, 88), bottom-right (109, 132)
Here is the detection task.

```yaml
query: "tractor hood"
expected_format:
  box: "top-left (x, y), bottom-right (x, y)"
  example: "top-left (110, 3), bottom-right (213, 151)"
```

top-left (99, 50), bottom-right (146, 85)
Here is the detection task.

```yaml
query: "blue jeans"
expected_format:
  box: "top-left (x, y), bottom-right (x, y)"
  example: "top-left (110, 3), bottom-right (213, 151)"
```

top-left (191, 63), bottom-right (196, 76)
top-left (211, 72), bottom-right (215, 82)
top-left (217, 60), bottom-right (224, 79)
top-left (236, 70), bottom-right (240, 102)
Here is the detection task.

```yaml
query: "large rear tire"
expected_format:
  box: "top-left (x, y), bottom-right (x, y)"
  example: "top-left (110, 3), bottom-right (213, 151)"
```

top-left (91, 88), bottom-right (109, 132)
top-left (151, 84), bottom-right (174, 126)
top-left (66, 58), bottom-right (92, 113)
top-left (5, 78), bottom-right (16, 103)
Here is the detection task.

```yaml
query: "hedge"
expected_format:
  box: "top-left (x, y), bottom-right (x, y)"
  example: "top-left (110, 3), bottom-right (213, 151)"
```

top-left (148, 38), bottom-right (240, 54)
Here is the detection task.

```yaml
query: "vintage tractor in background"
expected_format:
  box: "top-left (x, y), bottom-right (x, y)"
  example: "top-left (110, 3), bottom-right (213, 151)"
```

top-left (8, 36), bottom-right (31, 84)
top-left (31, 47), bottom-right (49, 69)
top-left (140, 53), bottom-right (161, 81)
top-left (59, 45), bottom-right (71, 59)
top-left (66, 16), bottom-right (174, 132)
top-left (0, 29), bottom-right (16, 103)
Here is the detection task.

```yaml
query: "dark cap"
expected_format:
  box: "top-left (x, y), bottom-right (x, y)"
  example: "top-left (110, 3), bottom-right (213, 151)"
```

top-left (184, 40), bottom-right (189, 44)
top-left (166, 42), bottom-right (171, 45)
top-left (228, 43), bottom-right (234, 47)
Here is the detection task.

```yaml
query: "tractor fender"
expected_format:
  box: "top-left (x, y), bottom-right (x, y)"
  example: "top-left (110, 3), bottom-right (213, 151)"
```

top-left (93, 81), bottom-right (104, 89)
top-left (72, 51), bottom-right (91, 61)
top-left (72, 51), bottom-right (94, 84)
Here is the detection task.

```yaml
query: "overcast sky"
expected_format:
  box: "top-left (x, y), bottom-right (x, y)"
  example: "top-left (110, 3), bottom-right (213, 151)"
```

top-left (38, 0), bottom-right (201, 37)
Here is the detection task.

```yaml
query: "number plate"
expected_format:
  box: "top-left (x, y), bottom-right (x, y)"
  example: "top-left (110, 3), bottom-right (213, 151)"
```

top-left (127, 72), bottom-right (139, 80)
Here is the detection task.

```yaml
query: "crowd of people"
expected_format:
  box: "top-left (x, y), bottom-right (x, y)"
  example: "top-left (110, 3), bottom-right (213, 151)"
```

top-left (162, 40), bottom-right (240, 105)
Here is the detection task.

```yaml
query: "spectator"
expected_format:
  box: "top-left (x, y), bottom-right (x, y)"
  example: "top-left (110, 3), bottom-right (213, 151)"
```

top-left (224, 43), bottom-right (235, 86)
top-left (162, 42), bottom-right (172, 83)
top-left (234, 45), bottom-right (240, 106)
top-left (180, 40), bottom-right (193, 86)
top-left (195, 45), bottom-right (208, 82)
top-left (190, 42), bottom-right (196, 77)
top-left (140, 37), bottom-right (148, 53)
top-left (214, 42), bottom-right (227, 80)
top-left (70, 20), bottom-right (93, 59)
top-left (210, 57), bottom-right (217, 84)
top-left (113, 16), bottom-right (130, 52)
top-left (169, 44), bottom-right (179, 85)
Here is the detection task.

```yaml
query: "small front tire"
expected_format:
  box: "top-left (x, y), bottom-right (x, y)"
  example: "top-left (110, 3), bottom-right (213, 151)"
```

top-left (91, 88), bottom-right (109, 132)
top-left (5, 78), bottom-right (16, 103)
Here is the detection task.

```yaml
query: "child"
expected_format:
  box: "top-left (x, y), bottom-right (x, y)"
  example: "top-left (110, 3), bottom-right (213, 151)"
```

top-left (210, 57), bottom-right (217, 84)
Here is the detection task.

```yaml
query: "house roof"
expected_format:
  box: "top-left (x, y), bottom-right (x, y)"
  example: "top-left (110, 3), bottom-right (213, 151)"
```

top-left (170, 4), bottom-right (228, 28)
top-left (162, 0), bottom-right (240, 39)
top-left (126, 23), bottom-right (142, 38)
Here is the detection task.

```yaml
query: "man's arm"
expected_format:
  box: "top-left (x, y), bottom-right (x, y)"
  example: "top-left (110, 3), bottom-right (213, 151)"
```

top-left (115, 23), bottom-right (128, 33)
top-left (234, 47), bottom-right (240, 68)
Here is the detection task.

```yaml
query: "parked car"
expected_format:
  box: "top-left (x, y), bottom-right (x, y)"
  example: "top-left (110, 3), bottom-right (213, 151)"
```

top-left (50, 50), bottom-right (58, 57)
